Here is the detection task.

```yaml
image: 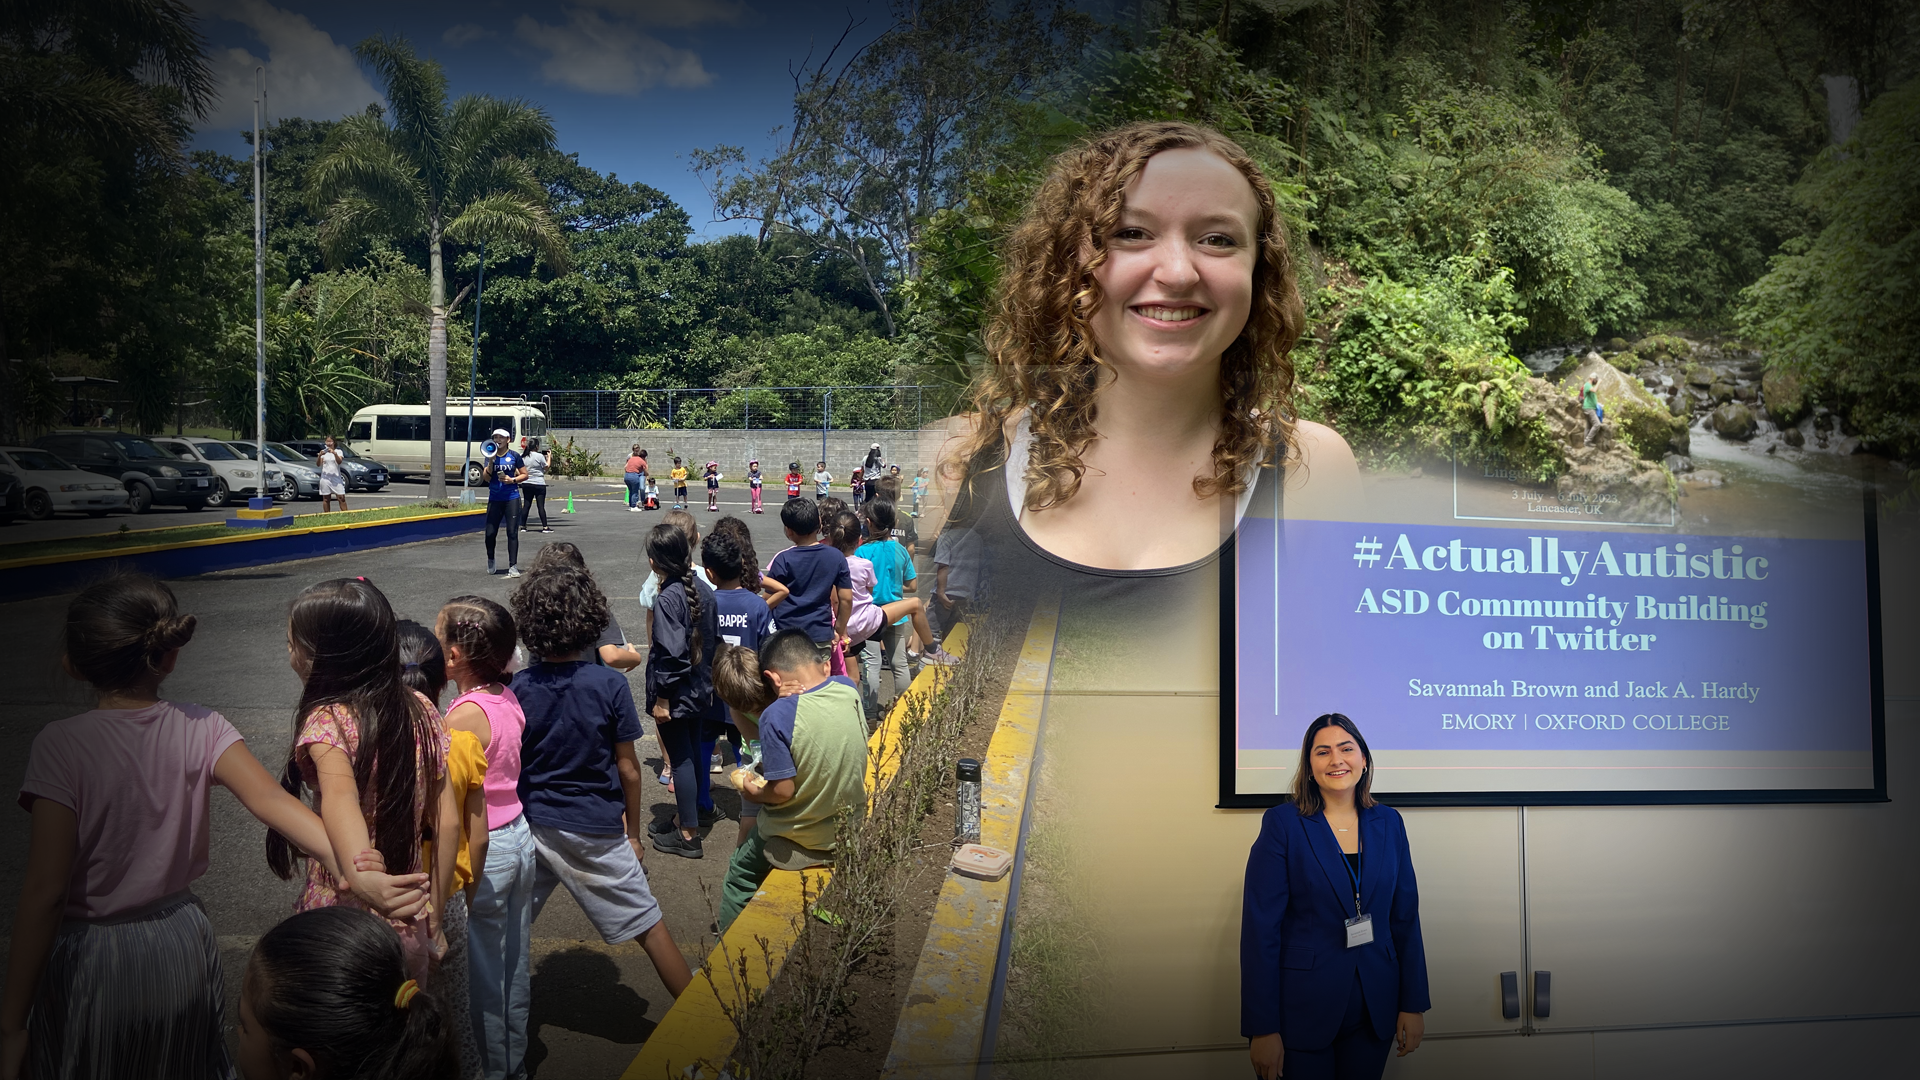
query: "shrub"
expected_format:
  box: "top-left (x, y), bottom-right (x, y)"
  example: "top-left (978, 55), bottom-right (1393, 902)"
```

top-left (547, 436), bottom-right (603, 479)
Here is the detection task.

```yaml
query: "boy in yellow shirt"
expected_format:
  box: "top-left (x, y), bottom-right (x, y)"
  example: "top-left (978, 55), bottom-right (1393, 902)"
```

top-left (670, 457), bottom-right (689, 509)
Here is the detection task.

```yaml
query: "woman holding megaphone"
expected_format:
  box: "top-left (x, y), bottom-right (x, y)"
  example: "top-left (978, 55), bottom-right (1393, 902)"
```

top-left (481, 427), bottom-right (528, 577)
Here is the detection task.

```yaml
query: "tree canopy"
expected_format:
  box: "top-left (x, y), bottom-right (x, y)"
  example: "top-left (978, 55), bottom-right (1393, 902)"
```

top-left (2, 0), bottom-right (1911, 467)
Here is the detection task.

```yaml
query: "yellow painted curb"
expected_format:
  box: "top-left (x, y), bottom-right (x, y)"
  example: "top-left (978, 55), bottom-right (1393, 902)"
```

top-left (0, 508), bottom-right (485, 571)
top-left (880, 596), bottom-right (1059, 1079)
top-left (621, 623), bottom-right (974, 1080)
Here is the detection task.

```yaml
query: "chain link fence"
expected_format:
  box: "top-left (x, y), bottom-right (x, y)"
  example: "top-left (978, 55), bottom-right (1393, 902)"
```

top-left (520, 386), bottom-right (951, 432)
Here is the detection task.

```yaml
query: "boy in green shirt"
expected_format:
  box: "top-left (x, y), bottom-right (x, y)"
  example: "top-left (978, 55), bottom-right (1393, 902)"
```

top-left (719, 629), bottom-right (869, 930)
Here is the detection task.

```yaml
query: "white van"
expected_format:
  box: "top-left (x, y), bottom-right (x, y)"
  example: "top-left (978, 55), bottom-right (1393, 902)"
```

top-left (346, 398), bottom-right (548, 484)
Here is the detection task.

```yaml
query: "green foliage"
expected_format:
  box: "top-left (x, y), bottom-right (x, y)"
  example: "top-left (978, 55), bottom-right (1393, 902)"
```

top-left (1303, 57), bottom-right (1648, 345)
top-left (1737, 77), bottom-right (1920, 459)
top-left (545, 436), bottom-right (603, 480)
top-left (597, 326), bottom-right (910, 429)
top-left (1300, 258), bottom-right (1557, 476)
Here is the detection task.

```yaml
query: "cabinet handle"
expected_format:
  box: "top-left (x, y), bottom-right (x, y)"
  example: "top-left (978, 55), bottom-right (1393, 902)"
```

top-left (1533, 970), bottom-right (1552, 1019)
top-left (1500, 971), bottom-right (1520, 1020)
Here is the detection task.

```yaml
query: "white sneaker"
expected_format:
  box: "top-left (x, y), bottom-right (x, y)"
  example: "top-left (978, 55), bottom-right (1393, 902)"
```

top-left (504, 566), bottom-right (521, 578)
top-left (710, 753), bottom-right (725, 774)
top-left (628, 505), bottom-right (641, 512)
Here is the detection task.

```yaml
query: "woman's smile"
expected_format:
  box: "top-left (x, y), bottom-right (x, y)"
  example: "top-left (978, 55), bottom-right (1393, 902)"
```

top-left (1089, 146), bottom-right (1259, 380)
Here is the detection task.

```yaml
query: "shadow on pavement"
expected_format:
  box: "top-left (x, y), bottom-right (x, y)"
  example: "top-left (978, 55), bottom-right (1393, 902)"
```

top-left (527, 946), bottom-right (659, 1075)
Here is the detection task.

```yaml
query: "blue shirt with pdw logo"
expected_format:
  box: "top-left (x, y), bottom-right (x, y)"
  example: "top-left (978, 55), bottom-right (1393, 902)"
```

top-left (488, 449), bottom-right (524, 501)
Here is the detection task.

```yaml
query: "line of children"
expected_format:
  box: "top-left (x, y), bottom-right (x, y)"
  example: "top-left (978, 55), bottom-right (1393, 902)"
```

top-left (3, 574), bottom-right (431, 1080)
top-left (9, 498), bottom-right (918, 1078)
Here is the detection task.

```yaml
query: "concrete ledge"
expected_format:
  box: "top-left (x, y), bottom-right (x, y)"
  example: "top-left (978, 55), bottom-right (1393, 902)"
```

top-left (881, 598), bottom-right (1058, 1079)
top-left (621, 623), bottom-right (975, 1080)
top-left (0, 509), bottom-right (486, 602)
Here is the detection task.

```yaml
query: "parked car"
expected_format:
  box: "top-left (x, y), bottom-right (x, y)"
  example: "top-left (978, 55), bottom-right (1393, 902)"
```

top-left (32, 432), bottom-right (213, 513)
top-left (280, 440), bottom-right (391, 491)
top-left (0, 470), bottom-right (25, 522)
top-left (0, 446), bottom-right (131, 519)
top-left (149, 436), bottom-right (284, 508)
top-left (228, 440), bottom-right (323, 500)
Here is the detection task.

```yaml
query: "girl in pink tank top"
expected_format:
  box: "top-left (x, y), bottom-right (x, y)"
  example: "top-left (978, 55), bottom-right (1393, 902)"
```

top-left (437, 596), bottom-right (534, 1078)
top-left (436, 598), bottom-right (526, 827)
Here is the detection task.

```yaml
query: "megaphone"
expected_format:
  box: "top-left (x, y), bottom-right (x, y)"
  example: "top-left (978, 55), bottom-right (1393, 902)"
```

top-left (482, 441), bottom-right (498, 458)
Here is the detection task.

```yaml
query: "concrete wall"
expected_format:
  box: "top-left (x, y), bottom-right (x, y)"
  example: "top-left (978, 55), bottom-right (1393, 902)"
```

top-left (550, 428), bottom-right (936, 478)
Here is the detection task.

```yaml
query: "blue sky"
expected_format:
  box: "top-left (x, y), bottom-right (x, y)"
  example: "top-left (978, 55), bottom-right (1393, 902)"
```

top-left (188, 0), bottom-right (898, 238)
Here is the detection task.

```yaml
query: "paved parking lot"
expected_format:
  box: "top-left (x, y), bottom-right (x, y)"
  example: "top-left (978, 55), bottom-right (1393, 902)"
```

top-left (0, 482), bottom-right (858, 1077)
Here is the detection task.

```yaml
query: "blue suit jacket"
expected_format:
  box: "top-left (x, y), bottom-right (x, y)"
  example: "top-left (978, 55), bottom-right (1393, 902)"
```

top-left (1240, 801), bottom-right (1431, 1047)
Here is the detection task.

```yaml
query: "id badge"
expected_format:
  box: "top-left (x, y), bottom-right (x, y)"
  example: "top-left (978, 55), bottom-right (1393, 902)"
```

top-left (1344, 913), bottom-right (1375, 948)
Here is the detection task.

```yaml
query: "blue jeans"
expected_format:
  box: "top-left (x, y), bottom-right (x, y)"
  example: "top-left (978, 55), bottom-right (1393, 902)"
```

top-left (625, 472), bottom-right (643, 507)
top-left (468, 814), bottom-right (535, 1080)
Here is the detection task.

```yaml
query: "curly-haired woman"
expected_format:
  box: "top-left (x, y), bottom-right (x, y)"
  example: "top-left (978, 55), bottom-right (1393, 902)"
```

top-left (943, 120), bottom-right (1362, 570)
top-left (934, 122), bottom-right (1372, 1068)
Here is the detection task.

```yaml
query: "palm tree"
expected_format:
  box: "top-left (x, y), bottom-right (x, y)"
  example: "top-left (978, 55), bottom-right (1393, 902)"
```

top-left (307, 36), bottom-right (568, 499)
top-left (267, 277), bottom-right (385, 440)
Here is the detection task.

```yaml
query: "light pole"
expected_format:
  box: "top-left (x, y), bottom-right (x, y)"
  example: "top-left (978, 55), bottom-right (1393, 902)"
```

top-left (460, 242), bottom-right (485, 503)
top-left (252, 66), bottom-right (269, 510)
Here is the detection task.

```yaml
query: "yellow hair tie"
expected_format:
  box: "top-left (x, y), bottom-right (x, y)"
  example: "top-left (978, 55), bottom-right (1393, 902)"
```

top-left (393, 979), bottom-right (420, 1009)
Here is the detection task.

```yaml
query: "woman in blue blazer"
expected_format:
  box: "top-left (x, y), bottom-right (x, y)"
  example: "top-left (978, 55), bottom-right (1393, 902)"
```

top-left (1242, 714), bottom-right (1430, 1079)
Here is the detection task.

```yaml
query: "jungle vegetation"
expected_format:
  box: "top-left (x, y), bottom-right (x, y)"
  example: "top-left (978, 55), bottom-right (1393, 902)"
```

top-left (1, 0), bottom-right (1911, 461)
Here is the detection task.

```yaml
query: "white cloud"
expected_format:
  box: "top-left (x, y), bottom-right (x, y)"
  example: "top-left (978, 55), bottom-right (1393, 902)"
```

top-left (442, 23), bottom-right (492, 48)
top-left (194, 0), bottom-right (383, 134)
top-left (514, 8), bottom-right (715, 96)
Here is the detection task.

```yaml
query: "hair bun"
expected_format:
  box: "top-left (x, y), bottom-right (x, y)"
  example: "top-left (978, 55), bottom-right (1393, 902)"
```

top-left (146, 613), bottom-right (198, 654)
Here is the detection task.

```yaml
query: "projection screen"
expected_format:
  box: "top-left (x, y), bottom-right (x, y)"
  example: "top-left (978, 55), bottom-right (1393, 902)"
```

top-left (1221, 448), bottom-right (1885, 807)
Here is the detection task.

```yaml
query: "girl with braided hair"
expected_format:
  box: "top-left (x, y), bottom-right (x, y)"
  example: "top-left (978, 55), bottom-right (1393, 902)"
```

top-left (4, 574), bottom-right (428, 1080)
top-left (644, 522), bottom-right (720, 860)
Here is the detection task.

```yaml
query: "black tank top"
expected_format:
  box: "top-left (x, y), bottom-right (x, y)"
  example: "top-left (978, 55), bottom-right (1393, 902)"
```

top-left (960, 437), bottom-right (1284, 625)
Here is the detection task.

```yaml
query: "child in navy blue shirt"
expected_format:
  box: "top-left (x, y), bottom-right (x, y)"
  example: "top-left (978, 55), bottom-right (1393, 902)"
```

top-left (704, 530), bottom-right (775, 652)
top-left (508, 566), bottom-right (691, 996)
top-left (765, 498), bottom-right (852, 652)
top-left (643, 524), bottom-right (720, 859)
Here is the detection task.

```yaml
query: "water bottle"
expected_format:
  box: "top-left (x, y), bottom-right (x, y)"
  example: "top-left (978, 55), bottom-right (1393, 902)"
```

top-left (955, 758), bottom-right (982, 845)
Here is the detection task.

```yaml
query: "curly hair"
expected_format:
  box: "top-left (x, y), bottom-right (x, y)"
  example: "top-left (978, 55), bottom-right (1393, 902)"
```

top-left (511, 566), bottom-right (610, 659)
top-left (951, 120), bottom-right (1305, 510)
